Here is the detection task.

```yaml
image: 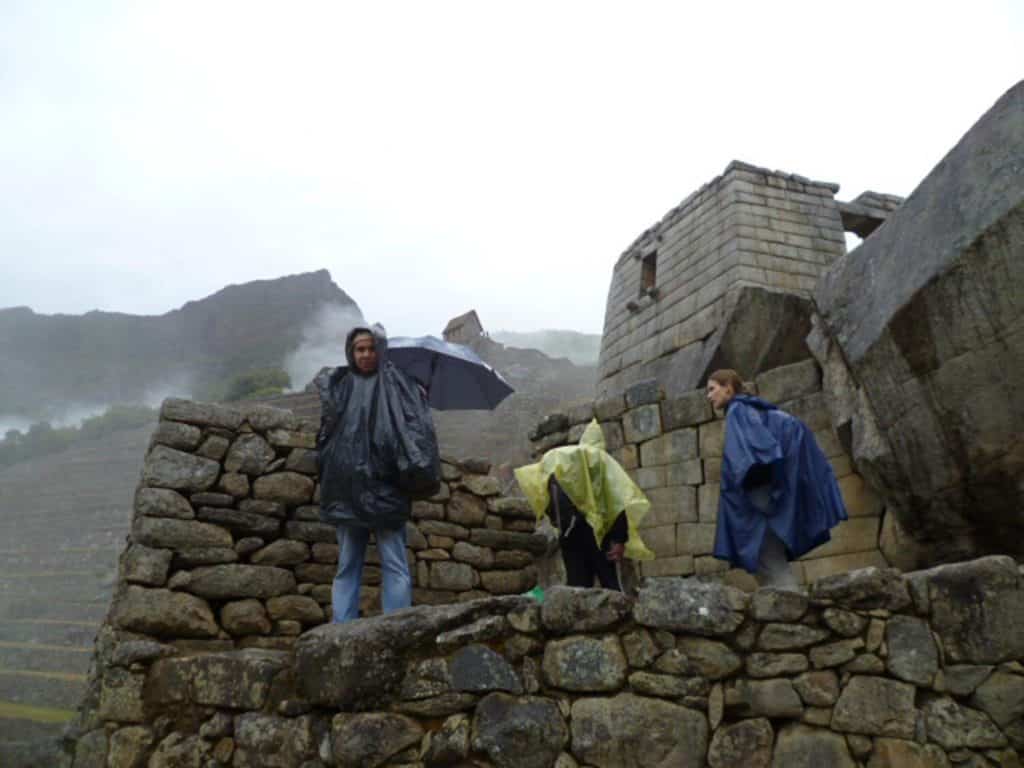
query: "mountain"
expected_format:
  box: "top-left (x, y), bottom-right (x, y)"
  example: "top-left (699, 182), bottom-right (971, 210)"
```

top-left (491, 329), bottom-right (601, 366)
top-left (0, 270), bottom-right (361, 419)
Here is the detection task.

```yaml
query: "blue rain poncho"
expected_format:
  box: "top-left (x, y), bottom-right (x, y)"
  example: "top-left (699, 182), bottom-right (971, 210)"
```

top-left (713, 394), bottom-right (848, 573)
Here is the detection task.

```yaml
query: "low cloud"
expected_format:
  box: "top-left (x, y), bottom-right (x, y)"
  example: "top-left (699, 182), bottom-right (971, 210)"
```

top-left (283, 303), bottom-right (365, 390)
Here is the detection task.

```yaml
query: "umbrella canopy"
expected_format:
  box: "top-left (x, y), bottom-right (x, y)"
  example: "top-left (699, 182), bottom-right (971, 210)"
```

top-left (386, 335), bottom-right (514, 411)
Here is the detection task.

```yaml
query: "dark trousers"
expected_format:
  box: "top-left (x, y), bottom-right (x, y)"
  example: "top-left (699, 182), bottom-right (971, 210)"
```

top-left (560, 517), bottom-right (622, 591)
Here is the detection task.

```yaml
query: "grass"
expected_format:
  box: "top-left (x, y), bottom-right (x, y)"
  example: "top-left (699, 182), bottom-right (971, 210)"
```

top-left (0, 642), bottom-right (92, 653)
top-left (0, 668), bottom-right (87, 683)
top-left (0, 700), bottom-right (75, 723)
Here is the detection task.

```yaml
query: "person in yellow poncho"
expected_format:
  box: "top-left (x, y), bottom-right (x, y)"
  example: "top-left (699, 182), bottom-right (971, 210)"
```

top-left (514, 419), bottom-right (654, 590)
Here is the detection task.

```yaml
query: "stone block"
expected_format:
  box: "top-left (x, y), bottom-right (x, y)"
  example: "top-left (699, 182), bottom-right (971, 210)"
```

top-left (253, 472), bottom-right (314, 506)
top-left (187, 564), bottom-right (297, 600)
top-left (771, 724), bottom-right (855, 768)
top-left (755, 359), bottom-right (820, 404)
top-left (801, 551), bottom-right (889, 584)
top-left (566, 401), bottom-right (595, 425)
top-left (838, 474), bottom-right (883, 518)
top-left (639, 555), bottom-right (695, 578)
top-left (570, 694), bottom-right (708, 767)
top-left (832, 676), bottom-right (916, 738)
top-left (151, 421), bottom-right (202, 451)
top-left (779, 391), bottom-right (832, 432)
top-left (639, 524), bottom-right (677, 557)
top-left (699, 420), bottom-right (726, 458)
top-left (622, 403), bottom-right (663, 444)
top-left (661, 391), bottom-right (713, 430)
top-left (133, 516), bottom-right (233, 550)
top-left (884, 615), bottom-right (939, 686)
top-left (726, 678), bottom-right (803, 719)
top-left (640, 428), bottom-right (698, 466)
top-left (644, 486), bottom-right (697, 526)
top-left (542, 635), bottom-right (628, 692)
top-left (111, 585), bottom-right (218, 638)
top-left (666, 459), bottom-right (703, 485)
top-left (802, 516), bottom-right (880, 560)
top-left (160, 398), bottom-right (243, 430)
top-left (225, 434), bottom-right (276, 475)
top-left (697, 483), bottom-right (720, 523)
top-left (634, 578), bottom-right (746, 636)
top-left (135, 486), bottom-right (195, 520)
top-left (142, 445), bottom-right (221, 493)
top-left (613, 444), bottom-right (638, 470)
top-left (704, 459), bottom-right (722, 483)
top-left (473, 693), bottom-right (568, 768)
top-left (926, 555), bottom-right (1024, 664)
top-left (124, 545), bottom-right (173, 587)
top-left (675, 523), bottom-right (717, 556)
top-left (594, 394), bottom-right (626, 421)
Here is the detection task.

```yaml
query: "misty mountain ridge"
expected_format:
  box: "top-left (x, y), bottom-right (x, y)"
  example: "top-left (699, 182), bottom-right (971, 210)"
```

top-left (491, 329), bottom-right (601, 366)
top-left (0, 269), bottom-right (361, 420)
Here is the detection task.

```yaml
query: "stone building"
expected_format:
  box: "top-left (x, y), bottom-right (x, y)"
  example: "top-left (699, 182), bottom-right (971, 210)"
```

top-left (597, 160), bottom-right (900, 397)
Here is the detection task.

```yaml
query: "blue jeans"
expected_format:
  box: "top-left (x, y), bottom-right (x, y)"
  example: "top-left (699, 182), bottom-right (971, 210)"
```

top-left (332, 524), bottom-right (412, 622)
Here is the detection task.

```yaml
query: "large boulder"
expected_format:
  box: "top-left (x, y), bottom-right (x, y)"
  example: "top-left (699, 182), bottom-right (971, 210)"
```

top-left (811, 81), bottom-right (1024, 562)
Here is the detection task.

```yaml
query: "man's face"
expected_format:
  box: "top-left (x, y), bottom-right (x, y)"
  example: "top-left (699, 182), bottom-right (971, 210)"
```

top-left (352, 334), bottom-right (378, 374)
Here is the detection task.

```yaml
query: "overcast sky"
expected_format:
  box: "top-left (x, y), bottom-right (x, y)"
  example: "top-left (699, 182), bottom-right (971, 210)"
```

top-left (1, 2), bottom-right (1021, 336)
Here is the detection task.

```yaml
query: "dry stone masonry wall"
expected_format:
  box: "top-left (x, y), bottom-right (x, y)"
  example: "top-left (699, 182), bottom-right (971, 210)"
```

top-left (107, 398), bottom-right (546, 651)
top-left (68, 556), bottom-right (1024, 766)
top-left (530, 358), bottom-right (892, 586)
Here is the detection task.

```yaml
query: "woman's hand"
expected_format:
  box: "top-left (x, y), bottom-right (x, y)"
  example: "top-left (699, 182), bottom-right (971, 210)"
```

top-left (606, 542), bottom-right (625, 562)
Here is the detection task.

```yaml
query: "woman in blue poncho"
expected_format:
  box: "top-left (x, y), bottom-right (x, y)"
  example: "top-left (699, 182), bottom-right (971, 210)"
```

top-left (707, 369), bottom-right (847, 588)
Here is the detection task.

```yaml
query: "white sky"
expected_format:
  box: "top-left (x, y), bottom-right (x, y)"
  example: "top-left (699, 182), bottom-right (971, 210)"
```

top-left (1, 1), bottom-right (1021, 335)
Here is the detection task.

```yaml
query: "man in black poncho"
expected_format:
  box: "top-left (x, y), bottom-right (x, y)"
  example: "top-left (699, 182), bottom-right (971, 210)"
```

top-left (316, 324), bottom-right (440, 621)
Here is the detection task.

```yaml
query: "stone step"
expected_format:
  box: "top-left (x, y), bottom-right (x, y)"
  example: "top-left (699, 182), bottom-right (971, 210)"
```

top-left (0, 668), bottom-right (86, 710)
top-left (0, 620), bottom-right (100, 646)
top-left (0, 644), bottom-right (93, 675)
top-left (0, 547), bottom-right (120, 566)
top-left (0, 598), bottom-right (108, 623)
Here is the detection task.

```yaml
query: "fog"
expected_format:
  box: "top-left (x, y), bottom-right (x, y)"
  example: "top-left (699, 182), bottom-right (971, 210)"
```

top-left (283, 304), bottom-right (366, 390)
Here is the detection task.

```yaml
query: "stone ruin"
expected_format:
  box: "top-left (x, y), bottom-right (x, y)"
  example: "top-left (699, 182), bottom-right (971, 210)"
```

top-left (41, 80), bottom-right (1024, 766)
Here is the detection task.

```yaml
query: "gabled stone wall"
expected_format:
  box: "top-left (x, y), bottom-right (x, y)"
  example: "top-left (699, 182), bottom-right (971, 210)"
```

top-left (67, 557), bottom-right (1024, 766)
top-left (530, 358), bottom-right (894, 586)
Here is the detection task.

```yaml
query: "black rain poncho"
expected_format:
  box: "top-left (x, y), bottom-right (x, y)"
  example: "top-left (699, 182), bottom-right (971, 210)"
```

top-left (316, 325), bottom-right (441, 529)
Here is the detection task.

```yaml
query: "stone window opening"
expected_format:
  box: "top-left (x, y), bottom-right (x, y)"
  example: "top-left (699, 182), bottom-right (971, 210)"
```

top-left (641, 251), bottom-right (658, 295)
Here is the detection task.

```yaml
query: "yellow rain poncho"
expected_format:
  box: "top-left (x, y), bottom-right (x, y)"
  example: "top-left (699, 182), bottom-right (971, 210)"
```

top-left (514, 419), bottom-right (654, 561)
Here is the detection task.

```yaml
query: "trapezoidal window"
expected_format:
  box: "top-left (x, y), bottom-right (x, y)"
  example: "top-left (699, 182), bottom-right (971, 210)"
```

top-left (641, 251), bottom-right (657, 292)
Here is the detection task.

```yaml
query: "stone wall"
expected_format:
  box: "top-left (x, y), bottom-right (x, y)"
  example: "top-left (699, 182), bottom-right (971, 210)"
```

top-left (109, 397), bottom-right (547, 649)
top-left (66, 556), bottom-right (1024, 766)
top-left (597, 160), bottom-right (849, 396)
top-left (530, 358), bottom-right (892, 586)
